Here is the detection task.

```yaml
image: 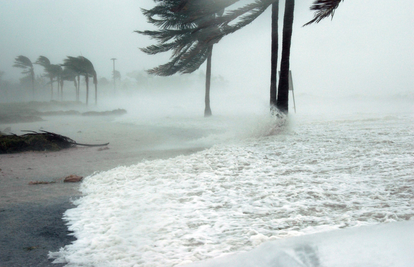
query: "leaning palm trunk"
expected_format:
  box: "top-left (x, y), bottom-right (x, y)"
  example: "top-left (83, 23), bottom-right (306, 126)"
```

top-left (204, 45), bottom-right (213, 117)
top-left (76, 75), bottom-right (80, 102)
top-left (270, 1), bottom-right (279, 110)
top-left (85, 75), bottom-right (89, 105)
top-left (94, 76), bottom-right (98, 105)
top-left (30, 69), bottom-right (35, 100)
top-left (50, 77), bottom-right (54, 100)
top-left (60, 78), bottom-right (64, 101)
top-left (277, 0), bottom-right (294, 114)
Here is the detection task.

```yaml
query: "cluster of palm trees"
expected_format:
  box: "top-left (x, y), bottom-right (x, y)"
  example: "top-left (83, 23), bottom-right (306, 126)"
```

top-left (13, 55), bottom-right (98, 105)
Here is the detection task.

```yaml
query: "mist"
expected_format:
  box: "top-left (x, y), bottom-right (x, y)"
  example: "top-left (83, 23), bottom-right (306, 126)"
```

top-left (1, 0), bottom-right (413, 112)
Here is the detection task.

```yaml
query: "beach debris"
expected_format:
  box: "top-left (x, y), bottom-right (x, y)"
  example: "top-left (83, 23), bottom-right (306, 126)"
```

top-left (0, 130), bottom-right (109, 154)
top-left (28, 181), bottom-right (56, 185)
top-left (97, 146), bottom-right (109, 151)
top-left (63, 175), bottom-right (83, 183)
top-left (82, 108), bottom-right (126, 116)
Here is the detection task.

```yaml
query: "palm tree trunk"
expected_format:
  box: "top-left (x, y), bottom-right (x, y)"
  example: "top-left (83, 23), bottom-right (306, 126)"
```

top-left (277, 0), bottom-right (294, 114)
top-left (30, 68), bottom-right (35, 100)
top-left (94, 74), bottom-right (98, 105)
top-left (50, 77), bottom-right (54, 100)
top-left (204, 45), bottom-right (213, 117)
top-left (60, 79), bottom-right (64, 101)
top-left (57, 77), bottom-right (60, 101)
top-left (76, 75), bottom-right (80, 102)
top-left (85, 75), bottom-right (89, 105)
top-left (270, 1), bottom-right (279, 110)
top-left (94, 82), bottom-right (97, 105)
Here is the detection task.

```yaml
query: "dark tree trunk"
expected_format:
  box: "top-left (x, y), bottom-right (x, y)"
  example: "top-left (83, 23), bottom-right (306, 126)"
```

top-left (270, 1), bottom-right (279, 110)
top-left (277, 0), bottom-right (295, 114)
top-left (204, 45), bottom-right (213, 117)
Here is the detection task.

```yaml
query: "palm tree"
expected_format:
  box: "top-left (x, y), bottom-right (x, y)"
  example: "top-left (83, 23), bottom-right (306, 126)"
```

top-left (138, 1), bottom-right (225, 117)
top-left (63, 56), bottom-right (98, 105)
top-left (35, 56), bottom-right (62, 100)
top-left (62, 57), bottom-right (82, 101)
top-left (13, 55), bottom-right (35, 99)
top-left (60, 67), bottom-right (78, 101)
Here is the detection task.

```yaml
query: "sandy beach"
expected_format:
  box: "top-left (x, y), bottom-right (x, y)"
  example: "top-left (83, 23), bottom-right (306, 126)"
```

top-left (0, 103), bottom-right (208, 266)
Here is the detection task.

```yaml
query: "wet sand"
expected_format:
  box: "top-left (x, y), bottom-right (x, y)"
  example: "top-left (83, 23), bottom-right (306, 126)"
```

top-left (0, 113), bottom-right (207, 266)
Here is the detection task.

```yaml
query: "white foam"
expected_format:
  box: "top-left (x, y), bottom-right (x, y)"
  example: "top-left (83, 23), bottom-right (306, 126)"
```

top-left (50, 110), bottom-right (414, 266)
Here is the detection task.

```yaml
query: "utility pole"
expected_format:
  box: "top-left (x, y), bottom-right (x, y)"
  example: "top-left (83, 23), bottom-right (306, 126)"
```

top-left (110, 58), bottom-right (117, 93)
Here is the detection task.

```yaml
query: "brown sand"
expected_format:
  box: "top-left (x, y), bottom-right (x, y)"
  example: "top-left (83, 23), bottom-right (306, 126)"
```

top-left (0, 115), bottom-right (206, 206)
top-left (0, 112), bottom-right (208, 266)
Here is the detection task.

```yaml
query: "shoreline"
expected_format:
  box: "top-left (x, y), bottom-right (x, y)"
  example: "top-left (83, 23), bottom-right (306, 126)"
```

top-left (0, 112), bottom-right (209, 266)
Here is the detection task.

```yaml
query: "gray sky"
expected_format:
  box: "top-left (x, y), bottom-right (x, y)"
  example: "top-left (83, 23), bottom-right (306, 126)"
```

top-left (1, 0), bottom-right (413, 98)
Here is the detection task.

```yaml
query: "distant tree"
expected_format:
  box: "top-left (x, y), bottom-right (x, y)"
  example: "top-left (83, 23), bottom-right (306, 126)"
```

top-left (13, 55), bottom-right (35, 99)
top-left (35, 56), bottom-right (62, 100)
top-left (63, 56), bottom-right (98, 105)
top-left (113, 70), bottom-right (121, 81)
top-left (60, 67), bottom-right (78, 101)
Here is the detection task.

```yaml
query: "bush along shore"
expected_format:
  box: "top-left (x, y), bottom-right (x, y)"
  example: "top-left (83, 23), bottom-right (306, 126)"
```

top-left (0, 130), bottom-right (109, 154)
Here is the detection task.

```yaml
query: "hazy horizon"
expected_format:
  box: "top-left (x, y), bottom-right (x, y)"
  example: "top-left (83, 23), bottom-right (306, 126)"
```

top-left (0, 0), bottom-right (413, 104)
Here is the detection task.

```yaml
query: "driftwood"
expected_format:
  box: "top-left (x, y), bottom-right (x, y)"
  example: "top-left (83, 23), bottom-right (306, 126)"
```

top-left (0, 130), bottom-right (109, 154)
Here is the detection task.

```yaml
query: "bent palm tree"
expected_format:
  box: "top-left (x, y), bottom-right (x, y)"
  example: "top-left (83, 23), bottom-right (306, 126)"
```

top-left (63, 56), bottom-right (98, 105)
top-left (13, 55), bottom-right (35, 98)
top-left (60, 67), bottom-right (78, 101)
top-left (35, 56), bottom-right (62, 100)
top-left (139, 1), bottom-right (228, 117)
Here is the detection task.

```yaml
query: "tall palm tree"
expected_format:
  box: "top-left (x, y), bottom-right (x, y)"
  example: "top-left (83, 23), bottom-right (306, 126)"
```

top-left (63, 56), bottom-right (98, 105)
top-left (13, 55), bottom-right (35, 99)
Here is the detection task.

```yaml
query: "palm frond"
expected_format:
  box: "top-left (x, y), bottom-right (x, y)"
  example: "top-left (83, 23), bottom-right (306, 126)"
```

top-left (35, 56), bottom-right (51, 67)
top-left (304, 0), bottom-right (344, 26)
top-left (13, 55), bottom-right (33, 69)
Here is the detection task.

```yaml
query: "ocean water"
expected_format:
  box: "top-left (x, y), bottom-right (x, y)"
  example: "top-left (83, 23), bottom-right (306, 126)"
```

top-left (50, 97), bottom-right (414, 267)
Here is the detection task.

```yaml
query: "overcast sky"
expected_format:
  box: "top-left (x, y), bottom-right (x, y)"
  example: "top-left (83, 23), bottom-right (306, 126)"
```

top-left (0, 0), bottom-right (413, 98)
